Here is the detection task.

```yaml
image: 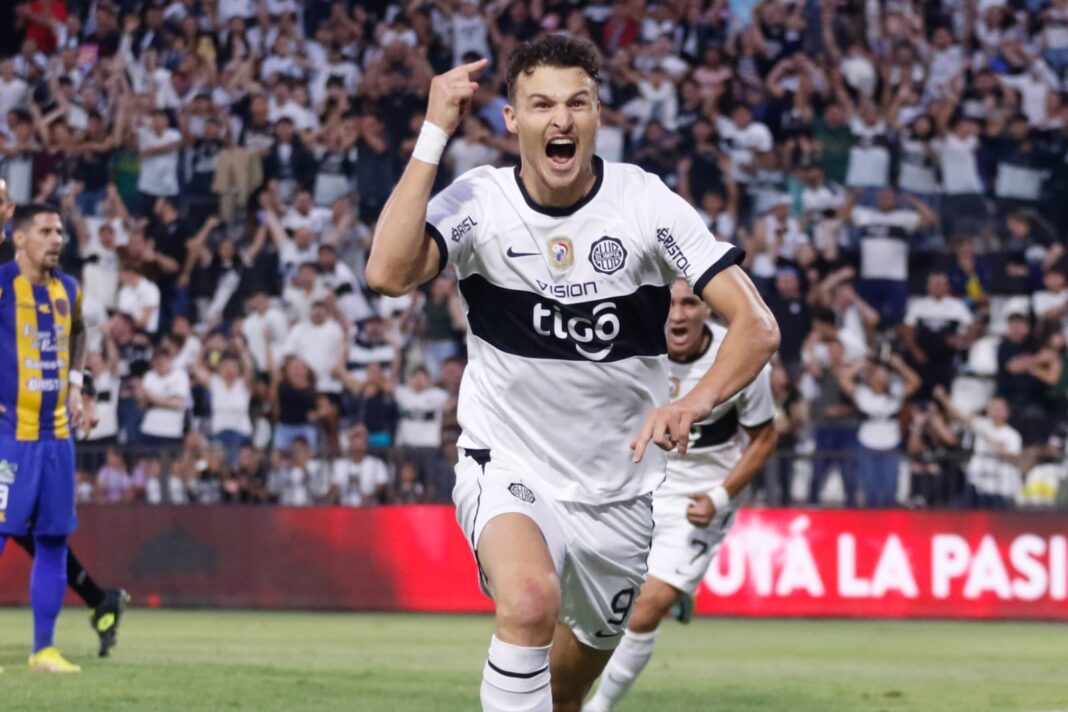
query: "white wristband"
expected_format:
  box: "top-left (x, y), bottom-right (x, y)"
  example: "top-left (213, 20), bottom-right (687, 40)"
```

top-left (68, 370), bottom-right (84, 388)
top-left (412, 121), bottom-right (449, 165)
top-left (710, 485), bottom-right (730, 512)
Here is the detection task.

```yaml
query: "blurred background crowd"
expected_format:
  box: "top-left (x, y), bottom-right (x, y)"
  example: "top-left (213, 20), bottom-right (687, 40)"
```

top-left (2, 0), bottom-right (1068, 509)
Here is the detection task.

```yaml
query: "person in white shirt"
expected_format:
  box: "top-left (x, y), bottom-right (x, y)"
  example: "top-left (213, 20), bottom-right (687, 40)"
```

top-left (1032, 266), bottom-right (1068, 336)
top-left (330, 425), bottom-right (390, 506)
top-left (241, 290), bottom-right (289, 376)
top-left (0, 59), bottom-right (28, 132)
top-left (267, 436), bottom-right (332, 506)
top-left (192, 337), bottom-right (255, 464)
top-left (849, 188), bottom-right (937, 327)
top-left (837, 354), bottom-right (922, 507)
top-left (136, 348), bottom-right (191, 447)
top-left (935, 387), bottom-right (1022, 509)
top-left (716, 104), bottom-right (773, 185)
top-left (137, 109), bottom-right (183, 213)
top-left (115, 263), bottom-right (161, 335)
top-left (394, 366), bottom-right (452, 504)
top-left (937, 117), bottom-right (989, 235)
top-left (282, 262), bottom-right (331, 324)
top-left (282, 300), bottom-right (345, 397)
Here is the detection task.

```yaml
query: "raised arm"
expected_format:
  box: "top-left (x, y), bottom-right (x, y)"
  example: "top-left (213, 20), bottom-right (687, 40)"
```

top-left (364, 58), bottom-right (488, 296)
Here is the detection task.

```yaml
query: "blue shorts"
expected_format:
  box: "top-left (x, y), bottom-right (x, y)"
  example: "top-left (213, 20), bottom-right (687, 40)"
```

top-left (0, 438), bottom-right (78, 537)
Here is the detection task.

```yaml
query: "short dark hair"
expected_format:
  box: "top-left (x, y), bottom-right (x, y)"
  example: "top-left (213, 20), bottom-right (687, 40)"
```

top-left (506, 35), bottom-right (601, 101)
top-left (12, 203), bottom-right (60, 232)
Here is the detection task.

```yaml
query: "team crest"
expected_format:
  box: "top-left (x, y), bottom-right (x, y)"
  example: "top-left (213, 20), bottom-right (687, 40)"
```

top-left (508, 482), bottom-right (535, 503)
top-left (547, 237), bottom-right (574, 271)
top-left (589, 236), bottom-right (627, 275)
top-left (0, 459), bottom-right (17, 484)
top-left (55, 298), bottom-right (69, 317)
top-left (668, 377), bottom-right (680, 399)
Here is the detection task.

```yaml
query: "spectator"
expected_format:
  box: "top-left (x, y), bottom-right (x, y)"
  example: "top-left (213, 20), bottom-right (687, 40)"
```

top-left (848, 187), bottom-right (937, 327)
top-left (900, 271), bottom-right (977, 400)
top-left (267, 436), bottom-right (330, 506)
top-left (282, 298), bottom-right (345, 401)
top-left (936, 387), bottom-right (1023, 509)
top-left (136, 347), bottom-right (191, 448)
top-left (394, 366), bottom-right (450, 503)
top-left (837, 354), bottom-right (922, 507)
top-left (115, 262), bottom-right (161, 336)
top-left (907, 401), bottom-right (965, 508)
top-left (330, 426), bottom-right (390, 506)
top-left (765, 266), bottom-right (811, 376)
top-left (271, 356), bottom-right (323, 453)
top-left (192, 336), bottom-right (255, 464)
top-left (241, 290), bottom-right (288, 377)
top-left (137, 109), bottom-right (183, 215)
top-left (95, 448), bottom-right (135, 504)
top-left (997, 309), bottom-right (1049, 444)
top-left (389, 460), bottom-right (429, 505)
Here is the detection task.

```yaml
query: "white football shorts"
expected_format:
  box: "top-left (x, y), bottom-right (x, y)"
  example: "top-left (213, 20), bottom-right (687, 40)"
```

top-left (645, 490), bottom-right (737, 596)
top-left (453, 448), bottom-right (653, 650)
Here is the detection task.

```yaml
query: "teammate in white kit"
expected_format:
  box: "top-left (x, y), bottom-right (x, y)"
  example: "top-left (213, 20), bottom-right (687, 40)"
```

top-left (584, 280), bottom-right (778, 711)
top-left (365, 36), bottom-right (779, 712)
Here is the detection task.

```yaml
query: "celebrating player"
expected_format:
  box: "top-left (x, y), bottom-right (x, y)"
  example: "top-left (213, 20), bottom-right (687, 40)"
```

top-left (0, 179), bottom-right (130, 661)
top-left (0, 203), bottom-right (94, 672)
top-left (366, 36), bottom-right (779, 711)
top-left (584, 280), bottom-right (778, 711)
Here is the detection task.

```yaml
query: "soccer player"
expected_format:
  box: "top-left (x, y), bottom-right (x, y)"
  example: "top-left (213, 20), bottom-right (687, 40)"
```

top-left (0, 203), bottom-right (95, 672)
top-left (0, 179), bottom-right (130, 660)
top-left (366, 36), bottom-right (779, 711)
top-left (583, 279), bottom-right (778, 711)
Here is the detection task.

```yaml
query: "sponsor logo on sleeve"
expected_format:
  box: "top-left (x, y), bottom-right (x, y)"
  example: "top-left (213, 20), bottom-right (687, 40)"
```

top-left (656, 227), bottom-right (692, 277)
top-left (589, 236), bottom-right (627, 275)
top-left (0, 460), bottom-right (17, 484)
top-left (450, 215), bottom-right (478, 243)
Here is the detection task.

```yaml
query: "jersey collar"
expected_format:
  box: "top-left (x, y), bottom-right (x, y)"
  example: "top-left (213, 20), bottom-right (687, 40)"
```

top-left (513, 155), bottom-right (604, 217)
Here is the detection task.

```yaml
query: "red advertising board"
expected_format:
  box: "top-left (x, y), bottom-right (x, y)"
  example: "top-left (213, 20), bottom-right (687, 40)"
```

top-left (0, 507), bottom-right (1065, 619)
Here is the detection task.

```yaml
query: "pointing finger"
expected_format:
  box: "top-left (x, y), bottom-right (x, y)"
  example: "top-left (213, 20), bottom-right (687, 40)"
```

top-left (459, 57), bottom-right (489, 73)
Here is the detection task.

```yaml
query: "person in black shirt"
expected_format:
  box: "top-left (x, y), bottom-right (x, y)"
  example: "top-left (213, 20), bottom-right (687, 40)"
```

top-left (766, 267), bottom-right (812, 378)
top-left (184, 116), bottom-right (226, 227)
top-left (997, 310), bottom-right (1050, 445)
top-left (73, 111), bottom-right (120, 217)
top-left (148, 197), bottom-right (194, 333)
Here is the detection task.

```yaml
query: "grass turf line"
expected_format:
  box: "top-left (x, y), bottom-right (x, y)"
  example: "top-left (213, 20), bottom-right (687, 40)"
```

top-left (0, 610), bottom-right (1065, 711)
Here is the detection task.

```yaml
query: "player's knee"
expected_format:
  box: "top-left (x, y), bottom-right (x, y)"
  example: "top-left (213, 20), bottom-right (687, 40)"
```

top-left (496, 574), bottom-right (560, 639)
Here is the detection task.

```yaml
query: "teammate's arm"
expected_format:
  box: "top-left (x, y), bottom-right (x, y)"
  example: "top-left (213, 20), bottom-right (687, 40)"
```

top-left (685, 419), bottom-right (777, 528)
top-left (365, 58), bottom-right (487, 297)
top-left (632, 266), bottom-right (779, 461)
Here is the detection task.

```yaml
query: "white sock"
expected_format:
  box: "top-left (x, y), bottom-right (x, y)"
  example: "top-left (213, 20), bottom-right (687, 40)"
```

top-left (480, 635), bottom-right (553, 712)
top-left (583, 629), bottom-right (659, 712)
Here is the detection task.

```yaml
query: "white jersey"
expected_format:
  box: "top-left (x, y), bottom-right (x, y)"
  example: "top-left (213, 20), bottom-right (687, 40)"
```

top-left (427, 157), bottom-right (742, 502)
top-left (659, 322), bottom-right (774, 497)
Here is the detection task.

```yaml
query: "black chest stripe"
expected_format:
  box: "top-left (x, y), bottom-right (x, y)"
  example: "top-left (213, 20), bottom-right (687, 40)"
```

top-left (460, 274), bottom-right (669, 362)
top-left (690, 408), bottom-right (739, 448)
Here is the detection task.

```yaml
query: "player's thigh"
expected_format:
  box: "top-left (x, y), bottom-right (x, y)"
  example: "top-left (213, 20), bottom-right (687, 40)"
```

top-left (550, 621), bottom-right (614, 709)
top-left (646, 492), bottom-right (734, 598)
top-left (556, 495), bottom-right (653, 651)
top-left (453, 452), bottom-right (565, 633)
top-left (0, 439), bottom-right (43, 536)
top-left (34, 439), bottom-right (78, 536)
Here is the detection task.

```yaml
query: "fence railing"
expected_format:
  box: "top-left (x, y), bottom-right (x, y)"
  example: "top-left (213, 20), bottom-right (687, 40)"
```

top-left (73, 442), bottom-right (1068, 511)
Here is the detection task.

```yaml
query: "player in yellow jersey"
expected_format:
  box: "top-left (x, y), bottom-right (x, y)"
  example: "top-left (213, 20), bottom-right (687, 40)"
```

top-left (0, 203), bottom-right (95, 672)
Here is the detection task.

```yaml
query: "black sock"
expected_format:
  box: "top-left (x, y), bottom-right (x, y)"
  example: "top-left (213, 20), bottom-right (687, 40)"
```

top-left (12, 534), bottom-right (35, 555)
top-left (67, 547), bottom-right (106, 609)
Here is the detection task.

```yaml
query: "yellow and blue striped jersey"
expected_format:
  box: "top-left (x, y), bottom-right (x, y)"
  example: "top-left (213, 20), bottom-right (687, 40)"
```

top-left (0, 261), bottom-right (83, 441)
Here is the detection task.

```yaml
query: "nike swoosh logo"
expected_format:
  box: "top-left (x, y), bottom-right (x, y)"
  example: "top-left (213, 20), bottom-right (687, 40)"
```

top-left (594, 630), bottom-right (622, 638)
top-left (506, 247), bottom-right (540, 258)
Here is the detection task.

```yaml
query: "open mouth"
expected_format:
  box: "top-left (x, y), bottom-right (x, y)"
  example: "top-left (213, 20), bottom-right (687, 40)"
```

top-left (545, 137), bottom-right (577, 169)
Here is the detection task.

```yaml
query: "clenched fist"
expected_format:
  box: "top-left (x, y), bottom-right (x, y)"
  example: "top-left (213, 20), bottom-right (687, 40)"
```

top-left (425, 58), bottom-right (488, 136)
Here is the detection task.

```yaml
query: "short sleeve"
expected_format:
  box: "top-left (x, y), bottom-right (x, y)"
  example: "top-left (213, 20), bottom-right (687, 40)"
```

top-left (954, 300), bottom-right (974, 329)
top-left (903, 299), bottom-right (921, 327)
top-left (425, 166), bottom-right (491, 277)
top-left (738, 365), bottom-right (775, 428)
top-left (644, 175), bottom-right (744, 294)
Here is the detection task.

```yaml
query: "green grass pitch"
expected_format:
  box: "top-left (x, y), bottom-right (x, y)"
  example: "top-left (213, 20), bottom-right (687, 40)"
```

top-left (0, 609), bottom-right (1065, 711)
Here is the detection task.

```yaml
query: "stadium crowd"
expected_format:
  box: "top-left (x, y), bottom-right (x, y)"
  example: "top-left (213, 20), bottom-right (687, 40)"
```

top-left (2, 0), bottom-right (1068, 509)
